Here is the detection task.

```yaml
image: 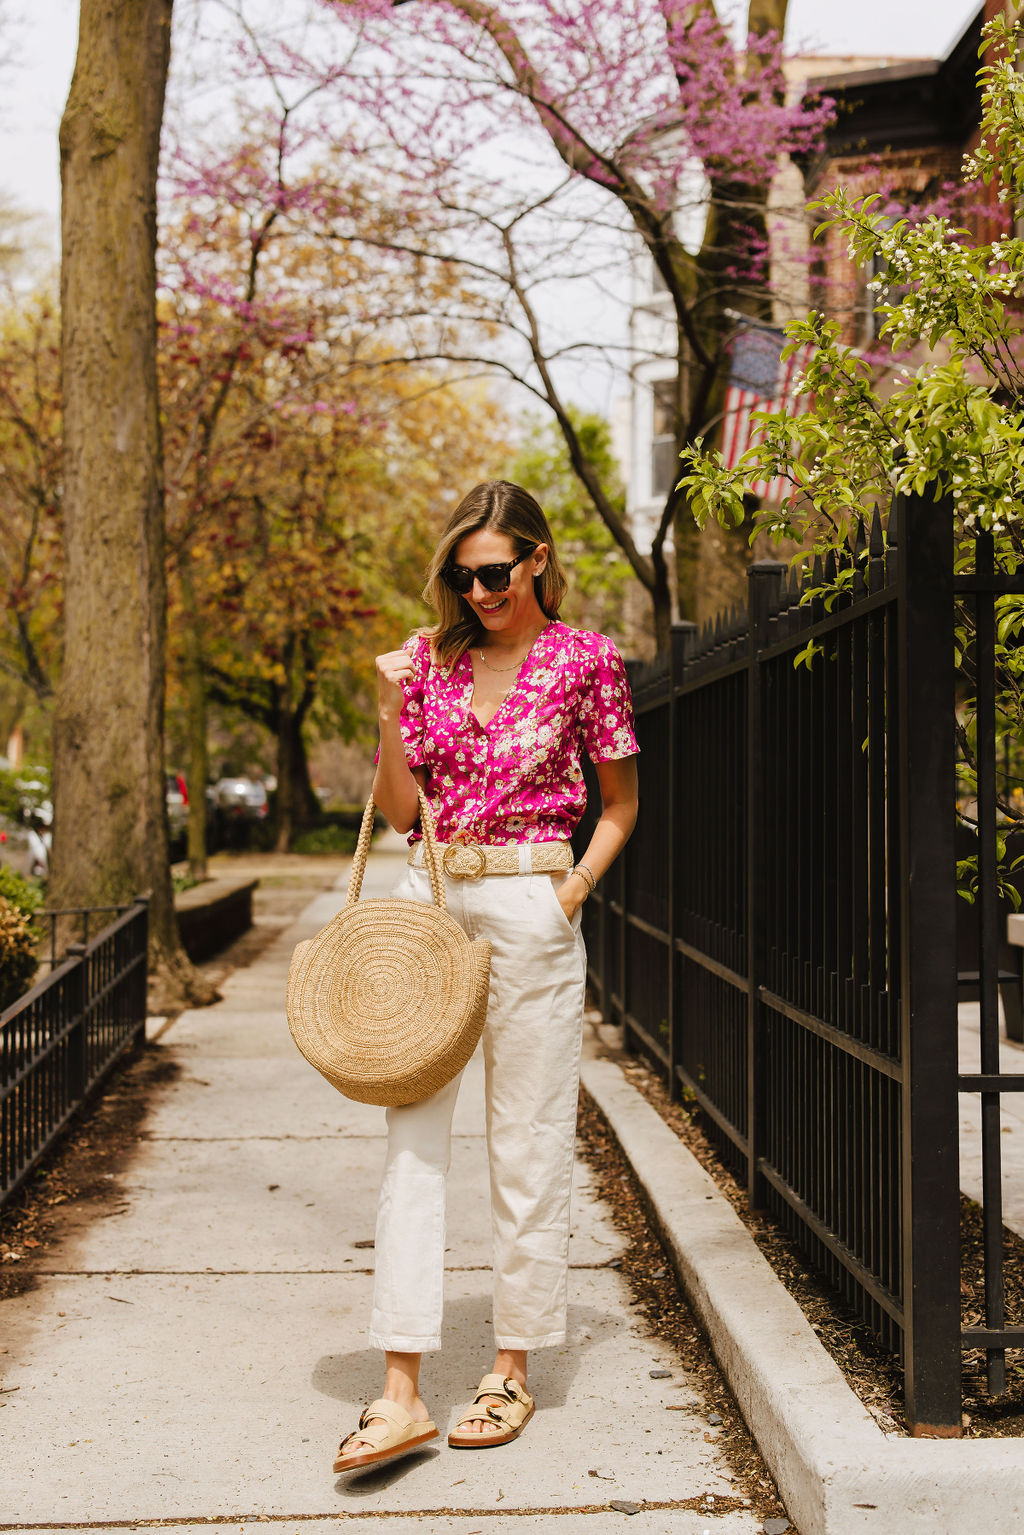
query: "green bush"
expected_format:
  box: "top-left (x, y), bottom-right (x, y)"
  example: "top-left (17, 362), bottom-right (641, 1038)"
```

top-left (0, 896), bottom-right (38, 1011)
top-left (0, 764), bottom-right (50, 823)
top-left (317, 805), bottom-right (370, 832)
top-left (0, 866), bottom-right (44, 919)
top-left (292, 824), bottom-right (358, 856)
top-left (248, 817), bottom-right (278, 852)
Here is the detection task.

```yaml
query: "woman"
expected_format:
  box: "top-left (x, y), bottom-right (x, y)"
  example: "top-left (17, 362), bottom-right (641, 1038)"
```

top-left (334, 480), bottom-right (638, 1473)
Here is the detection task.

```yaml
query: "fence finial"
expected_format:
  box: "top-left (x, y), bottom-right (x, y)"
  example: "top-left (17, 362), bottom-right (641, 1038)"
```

top-left (747, 560), bottom-right (787, 647)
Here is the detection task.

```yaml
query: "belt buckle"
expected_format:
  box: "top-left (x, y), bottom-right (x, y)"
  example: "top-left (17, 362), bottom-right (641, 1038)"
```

top-left (442, 828), bottom-right (486, 879)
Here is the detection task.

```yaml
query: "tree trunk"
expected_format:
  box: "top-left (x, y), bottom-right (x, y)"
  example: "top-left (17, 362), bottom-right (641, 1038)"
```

top-left (290, 719), bottom-right (321, 834)
top-left (178, 549), bottom-right (209, 880)
top-left (274, 706), bottom-right (319, 853)
top-left (53, 0), bottom-right (210, 1009)
top-left (649, 544), bottom-right (673, 652)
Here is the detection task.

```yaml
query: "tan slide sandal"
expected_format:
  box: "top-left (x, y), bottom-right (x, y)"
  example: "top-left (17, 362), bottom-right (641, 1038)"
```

top-left (333, 1398), bottom-right (439, 1473)
top-left (447, 1373), bottom-right (535, 1449)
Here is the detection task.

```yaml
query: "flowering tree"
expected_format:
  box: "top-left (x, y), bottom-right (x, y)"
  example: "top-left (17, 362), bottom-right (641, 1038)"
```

top-left (210, 0), bottom-right (832, 644)
top-left (681, 6), bottom-right (1023, 871)
top-left (0, 105), bottom-right (507, 865)
top-left (161, 281), bottom-right (507, 852)
top-left (681, 14), bottom-right (1019, 547)
top-left (158, 106), bottom-right (510, 854)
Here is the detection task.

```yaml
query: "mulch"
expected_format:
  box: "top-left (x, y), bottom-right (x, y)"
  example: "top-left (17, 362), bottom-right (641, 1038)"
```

top-left (575, 1087), bottom-right (794, 1529)
top-left (603, 1050), bottom-right (1024, 1438)
top-left (0, 1044), bottom-right (178, 1303)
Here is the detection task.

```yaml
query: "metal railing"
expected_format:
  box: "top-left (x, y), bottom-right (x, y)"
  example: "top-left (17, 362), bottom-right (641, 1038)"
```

top-left (956, 532), bottom-right (1024, 1399)
top-left (579, 491), bottom-right (1016, 1433)
top-left (0, 899), bottom-right (149, 1208)
top-left (36, 904), bottom-right (138, 971)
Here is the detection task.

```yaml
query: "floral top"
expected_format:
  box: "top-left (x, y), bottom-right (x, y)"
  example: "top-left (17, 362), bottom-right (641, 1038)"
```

top-left (392, 620), bottom-right (638, 845)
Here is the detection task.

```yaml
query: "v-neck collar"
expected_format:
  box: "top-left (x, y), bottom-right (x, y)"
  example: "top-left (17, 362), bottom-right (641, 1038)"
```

top-left (460, 620), bottom-right (557, 732)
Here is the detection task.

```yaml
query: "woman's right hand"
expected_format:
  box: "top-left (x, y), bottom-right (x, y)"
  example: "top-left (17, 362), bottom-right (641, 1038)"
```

top-left (375, 648), bottom-right (416, 720)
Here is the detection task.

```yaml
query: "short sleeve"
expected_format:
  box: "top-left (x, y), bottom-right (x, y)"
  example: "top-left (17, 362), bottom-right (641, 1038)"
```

top-left (577, 635), bottom-right (639, 763)
top-left (373, 635), bottom-right (431, 768)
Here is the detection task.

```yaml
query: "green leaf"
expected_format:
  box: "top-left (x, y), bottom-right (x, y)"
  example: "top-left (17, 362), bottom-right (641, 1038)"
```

top-left (793, 639), bottom-right (823, 671)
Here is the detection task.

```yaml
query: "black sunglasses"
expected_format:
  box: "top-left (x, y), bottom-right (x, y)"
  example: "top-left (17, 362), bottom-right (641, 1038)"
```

top-left (441, 546), bottom-right (537, 596)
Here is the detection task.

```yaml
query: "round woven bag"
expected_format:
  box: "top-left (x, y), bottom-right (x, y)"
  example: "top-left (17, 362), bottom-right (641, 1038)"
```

top-left (286, 789), bottom-right (492, 1107)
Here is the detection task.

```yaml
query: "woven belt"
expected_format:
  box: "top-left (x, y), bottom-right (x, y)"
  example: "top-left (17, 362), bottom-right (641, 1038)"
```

top-left (408, 837), bottom-right (574, 879)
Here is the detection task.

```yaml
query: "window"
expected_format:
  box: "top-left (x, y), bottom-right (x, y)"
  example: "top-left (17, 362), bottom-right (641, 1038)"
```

top-left (651, 378), bottom-right (680, 498)
top-left (859, 215), bottom-right (909, 347)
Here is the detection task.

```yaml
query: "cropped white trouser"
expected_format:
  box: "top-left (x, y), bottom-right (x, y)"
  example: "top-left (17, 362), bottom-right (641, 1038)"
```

top-left (367, 860), bottom-right (588, 1352)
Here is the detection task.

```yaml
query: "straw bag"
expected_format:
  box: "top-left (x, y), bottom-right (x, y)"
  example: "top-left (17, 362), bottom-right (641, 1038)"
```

top-left (286, 789), bottom-right (492, 1106)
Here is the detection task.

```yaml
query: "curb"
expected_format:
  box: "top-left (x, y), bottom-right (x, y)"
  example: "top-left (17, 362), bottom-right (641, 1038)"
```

top-left (580, 1050), bottom-right (1024, 1535)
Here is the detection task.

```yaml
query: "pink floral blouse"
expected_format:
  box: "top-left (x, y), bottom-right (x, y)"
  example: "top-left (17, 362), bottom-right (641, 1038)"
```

top-left (393, 620), bottom-right (638, 845)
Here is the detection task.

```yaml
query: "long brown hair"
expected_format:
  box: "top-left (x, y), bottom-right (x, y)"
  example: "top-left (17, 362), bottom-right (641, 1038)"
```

top-left (423, 481), bottom-right (568, 668)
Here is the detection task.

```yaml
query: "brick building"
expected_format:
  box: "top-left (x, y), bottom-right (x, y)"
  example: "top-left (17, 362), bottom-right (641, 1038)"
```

top-left (802, 4), bottom-right (994, 347)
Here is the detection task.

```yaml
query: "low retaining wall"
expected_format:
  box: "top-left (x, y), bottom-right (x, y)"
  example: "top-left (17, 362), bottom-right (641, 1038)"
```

top-left (174, 876), bottom-right (258, 964)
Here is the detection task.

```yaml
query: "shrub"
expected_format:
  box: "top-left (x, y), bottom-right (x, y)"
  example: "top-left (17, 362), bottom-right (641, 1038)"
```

top-left (292, 824), bottom-right (358, 855)
top-left (0, 866), bottom-right (45, 919)
top-left (0, 764), bottom-right (50, 823)
top-left (0, 896), bottom-right (38, 1011)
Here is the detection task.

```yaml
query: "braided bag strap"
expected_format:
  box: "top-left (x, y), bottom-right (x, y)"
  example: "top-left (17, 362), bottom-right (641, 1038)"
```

top-left (344, 789), bottom-right (447, 912)
top-left (415, 788), bottom-right (447, 909)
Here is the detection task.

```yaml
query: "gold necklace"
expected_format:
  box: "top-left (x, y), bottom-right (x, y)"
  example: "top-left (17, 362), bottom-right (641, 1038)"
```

top-left (477, 622), bottom-right (549, 674)
top-left (477, 645), bottom-right (529, 673)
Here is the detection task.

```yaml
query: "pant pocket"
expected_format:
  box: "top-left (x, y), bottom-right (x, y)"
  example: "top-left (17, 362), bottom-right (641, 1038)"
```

top-left (544, 872), bottom-right (583, 937)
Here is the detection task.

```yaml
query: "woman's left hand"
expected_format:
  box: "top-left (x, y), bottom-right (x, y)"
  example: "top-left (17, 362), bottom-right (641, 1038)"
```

top-left (557, 874), bottom-right (587, 925)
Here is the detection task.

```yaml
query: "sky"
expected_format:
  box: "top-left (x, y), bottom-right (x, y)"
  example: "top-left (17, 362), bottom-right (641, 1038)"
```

top-left (0, 0), bottom-right (986, 244)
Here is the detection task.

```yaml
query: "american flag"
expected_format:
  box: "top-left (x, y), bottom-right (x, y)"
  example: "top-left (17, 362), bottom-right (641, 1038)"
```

top-left (719, 324), bottom-right (813, 502)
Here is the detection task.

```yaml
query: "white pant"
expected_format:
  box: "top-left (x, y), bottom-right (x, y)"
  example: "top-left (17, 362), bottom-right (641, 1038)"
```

top-left (368, 861), bottom-right (587, 1352)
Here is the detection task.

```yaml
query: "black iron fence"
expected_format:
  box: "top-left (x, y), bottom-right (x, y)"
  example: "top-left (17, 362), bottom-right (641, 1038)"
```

top-left (36, 904), bottom-right (140, 972)
top-left (0, 899), bottom-right (149, 1209)
top-left (580, 491), bottom-right (1022, 1432)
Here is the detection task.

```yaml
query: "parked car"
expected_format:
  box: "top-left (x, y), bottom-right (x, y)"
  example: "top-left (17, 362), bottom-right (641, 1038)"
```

top-left (0, 756), bottom-right (52, 825)
top-left (166, 772), bottom-right (189, 854)
top-left (15, 778), bottom-right (52, 827)
top-left (209, 775), bottom-right (269, 848)
top-left (0, 758), bottom-right (51, 878)
top-left (211, 776), bottom-right (269, 821)
top-left (0, 815), bottom-right (49, 879)
top-left (166, 773), bottom-right (226, 859)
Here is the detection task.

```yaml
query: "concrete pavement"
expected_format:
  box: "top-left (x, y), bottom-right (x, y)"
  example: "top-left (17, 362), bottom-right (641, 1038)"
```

top-left (958, 998), bottom-right (1024, 1236)
top-left (0, 834), bottom-right (764, 1535)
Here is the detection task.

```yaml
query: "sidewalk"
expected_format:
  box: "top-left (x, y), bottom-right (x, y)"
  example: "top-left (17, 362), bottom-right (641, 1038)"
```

top-left (0, 835), bottom-right (763, 1535)
top-left (959, 999), bottom-right (1024, 1235)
